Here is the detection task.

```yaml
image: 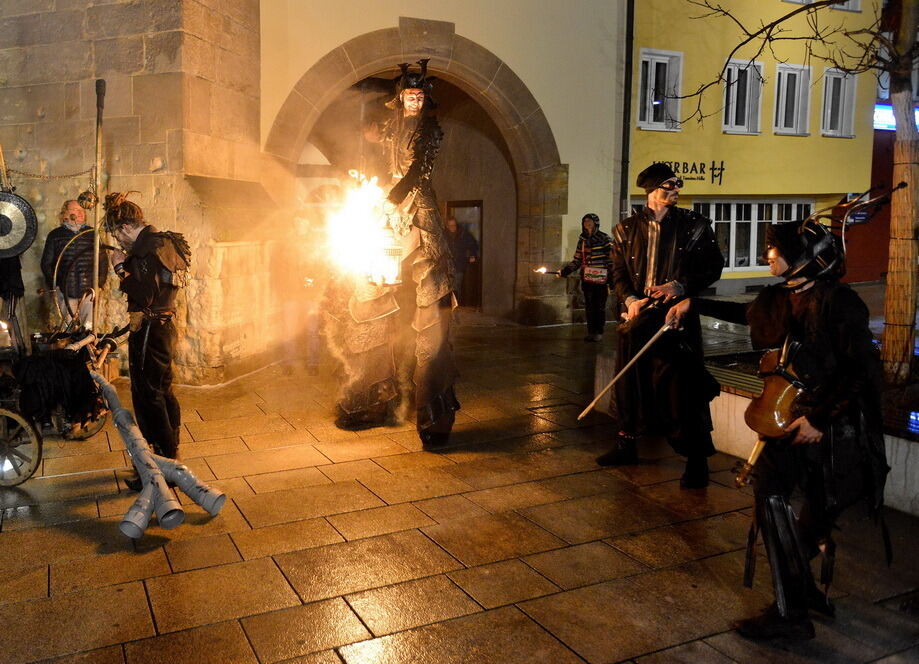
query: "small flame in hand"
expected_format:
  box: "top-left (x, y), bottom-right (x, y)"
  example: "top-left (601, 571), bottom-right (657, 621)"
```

top-left (534, 267), bottom-right (548, 274)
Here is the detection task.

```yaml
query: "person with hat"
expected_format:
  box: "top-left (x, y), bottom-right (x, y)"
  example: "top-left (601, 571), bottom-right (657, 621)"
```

top-left (103, 192), bottom-right (191, 489)
top-left (326, 60), bottom-right (460, 448)
top-left (666, 219), bottom-right (888, 640)
top-left (558, 213), bottom-right (613, 341)
top-left (599, 162), bottom-right (724, 489)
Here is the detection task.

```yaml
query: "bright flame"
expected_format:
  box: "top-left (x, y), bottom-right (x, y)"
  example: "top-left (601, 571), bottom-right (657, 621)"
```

top-left (326, 171), bottom-right (401, 285)
top-left (0, 321), bottom-right (7, 330)
top-left (534, 267), bottom-right (548, 274)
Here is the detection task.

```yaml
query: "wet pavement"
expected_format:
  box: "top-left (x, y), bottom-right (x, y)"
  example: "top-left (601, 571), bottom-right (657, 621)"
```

top-left (1, 301), bottom-right (918, 664)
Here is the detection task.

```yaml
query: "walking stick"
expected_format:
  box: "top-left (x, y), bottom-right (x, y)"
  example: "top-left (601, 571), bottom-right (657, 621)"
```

top-left (577, 321), bottom-right (672, 420)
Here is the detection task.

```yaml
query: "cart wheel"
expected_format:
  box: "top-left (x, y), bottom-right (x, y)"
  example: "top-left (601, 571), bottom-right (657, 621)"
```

top-left (0, 408), bottom-right (42, 487)
top-left (66, 410), bottom-right (109, 441)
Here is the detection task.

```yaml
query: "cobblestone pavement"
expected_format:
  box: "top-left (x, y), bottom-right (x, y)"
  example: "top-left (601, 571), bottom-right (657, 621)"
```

top-left (1, 316), bottom-right (917, 664)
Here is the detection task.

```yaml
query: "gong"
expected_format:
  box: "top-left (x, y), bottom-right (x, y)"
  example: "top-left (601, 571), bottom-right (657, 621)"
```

top-left (0, 191), bottom-right (37, 258)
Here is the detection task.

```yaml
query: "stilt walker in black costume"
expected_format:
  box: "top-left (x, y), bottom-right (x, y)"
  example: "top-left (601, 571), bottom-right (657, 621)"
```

top-left (326, 60), bottom-right (459, 447)
top-left (668, 219), bottom-right (890, 640)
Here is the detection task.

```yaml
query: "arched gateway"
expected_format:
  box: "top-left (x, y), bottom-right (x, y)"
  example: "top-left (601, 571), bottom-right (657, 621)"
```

top-left (264, 17), bottom-right (570, 324)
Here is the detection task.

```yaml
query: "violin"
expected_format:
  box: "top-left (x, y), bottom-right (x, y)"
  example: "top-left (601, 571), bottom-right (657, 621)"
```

top-left (735, 337), bottom-right (804, 486)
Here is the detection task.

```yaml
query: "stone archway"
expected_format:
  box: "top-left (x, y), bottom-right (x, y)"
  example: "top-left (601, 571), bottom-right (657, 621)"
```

top-left (265, 17), bottom-right (569, 324)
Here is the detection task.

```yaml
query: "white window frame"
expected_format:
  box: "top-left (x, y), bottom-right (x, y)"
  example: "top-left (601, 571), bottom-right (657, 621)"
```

top-left (692, 199), bottom-right (815, 272)
top-left (783, 0), bottom-right (860, 9)
top-left (774, 64), bottom-right (811, 136)
top-left (822, 68), bottom-right (857, 137)
top-left (722, 59), bottom-right (764, 134)
top-left (637, 48), bottom-right (683, 131)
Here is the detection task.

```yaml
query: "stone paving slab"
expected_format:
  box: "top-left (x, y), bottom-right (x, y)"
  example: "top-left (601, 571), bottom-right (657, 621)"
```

top-left (145, 557), bottom-right (301, 633)
top-left (520, 552), bottom-right (771, 663)
top-left (123, 620), bottom-right (257, 664)
top-left (519, 490), bottom-right (682, 544)
top-left (447, 558), bottom-right (560, 608)
top-left (339, 606), bottom-right (584, 664)
top-left (357, 467), bottom-right (474, 504)
top-left (607, 512), bottom-right (750, 569)
top-left (326, 503), bottom-right (436, 540)
top-left (230, 517), bottom-right (343, 560)
top-left (0, 563), bottom-right (48, 606)
top-left (0, 582), bottom-right (154, 664)
top-left (275, 529), bottom-right (463, 603)
top-left (523, 540), bottom-right (647, 589)
top-left (233, 479), bottom-right (384, 528)
top-left (50, 548), bottom-right (170, 595)
top-left (164, 534), bottom-right (243, 572)
top-left (240, 598), bottom-right (370, 662)
top-left (36, 645), bottom-right (126, 663)
top-left (345, 574), bottom-right (481, 636)
top-left (423, 511), bottom-right (565, 566)
top-left (2, 497), bottom-right (100, 531)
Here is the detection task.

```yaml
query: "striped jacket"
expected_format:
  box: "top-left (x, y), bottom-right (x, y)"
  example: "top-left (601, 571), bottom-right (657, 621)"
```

top-left (560, 229), bottom-right (612, 278)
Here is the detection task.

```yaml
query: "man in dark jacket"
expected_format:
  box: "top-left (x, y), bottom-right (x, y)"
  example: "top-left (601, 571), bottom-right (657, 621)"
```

top-left (601, 163), bottom-right (724, 488)
top-left (559, 213), bottom-right (612, 341)
top-left (104, 192), bottom-right (190, 488)
top-left (40, 199), bottom-right (107, 327)
top-left (668, 219), bottom-right (888, 640)
top-left (445, 217), bottom-right (479, 304)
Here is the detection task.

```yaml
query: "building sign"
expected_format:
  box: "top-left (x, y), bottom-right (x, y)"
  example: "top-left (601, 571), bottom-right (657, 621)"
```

top-left (654, 160), bottom-right (726, 186)
top-left (873, 103), bottom-right (919, 131)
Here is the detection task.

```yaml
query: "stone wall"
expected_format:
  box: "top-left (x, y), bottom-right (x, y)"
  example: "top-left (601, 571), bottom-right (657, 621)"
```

top-left (0, 0), bottom-right (290, 384)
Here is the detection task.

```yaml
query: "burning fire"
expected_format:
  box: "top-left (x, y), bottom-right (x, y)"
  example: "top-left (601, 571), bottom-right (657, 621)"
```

top-left (534, 267), bottom-right (548, 274)
top-left (326, 170), bottom-right (402, 285)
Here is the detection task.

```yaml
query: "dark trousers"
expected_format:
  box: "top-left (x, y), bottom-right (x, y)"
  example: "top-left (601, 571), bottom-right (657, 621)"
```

top-left (582, 282), bottom-right (608, 335)
top-left (752, 441), bottom-right (832, 614)
top-left (128, 318), bottom-right (181, 458)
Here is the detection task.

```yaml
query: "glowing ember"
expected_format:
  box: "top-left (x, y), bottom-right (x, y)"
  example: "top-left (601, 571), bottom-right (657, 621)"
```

top-left (326, 170), bottom-right (402, 285)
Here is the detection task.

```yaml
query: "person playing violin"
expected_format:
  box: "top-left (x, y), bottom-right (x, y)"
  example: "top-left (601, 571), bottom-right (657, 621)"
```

top-left (667, 219), bottom-right (889, 641)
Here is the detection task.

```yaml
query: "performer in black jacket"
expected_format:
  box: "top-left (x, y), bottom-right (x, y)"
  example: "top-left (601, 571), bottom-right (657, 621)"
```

top-left (601, 163), bottom-right (724, 488)
top-left (325, 60), bottom-right (459, 447)
top-left (559, 213), bottom-right (612, 342)
top-left (104, 193), bottom-right (190, 487)
top-left (667, 219), bottom-right (889, 640)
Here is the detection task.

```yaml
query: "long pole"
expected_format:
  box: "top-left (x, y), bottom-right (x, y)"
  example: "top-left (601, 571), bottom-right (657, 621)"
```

top-left (92, 79), bottom-right (105, 333)
top-left (577, 322), bottom-right (671, 420)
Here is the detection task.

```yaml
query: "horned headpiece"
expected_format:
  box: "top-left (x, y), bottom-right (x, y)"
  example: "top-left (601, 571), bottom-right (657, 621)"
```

top-left (387, 59), bottom-right (436, 109)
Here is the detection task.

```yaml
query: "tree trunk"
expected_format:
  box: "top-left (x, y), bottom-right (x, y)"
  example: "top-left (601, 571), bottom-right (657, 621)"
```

top-left (882, 1), bottom-right (919, 385)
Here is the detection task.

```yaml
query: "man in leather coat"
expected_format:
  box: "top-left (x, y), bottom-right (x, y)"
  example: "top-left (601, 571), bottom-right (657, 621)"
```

top-left (104, 193), bottom-right (190, 486)
top-left (601, 162), bottom-right (724, 488)
top-left (668, 219), bottom-right (889, 640)
top-left (325, 61), bottom-right (459, 447)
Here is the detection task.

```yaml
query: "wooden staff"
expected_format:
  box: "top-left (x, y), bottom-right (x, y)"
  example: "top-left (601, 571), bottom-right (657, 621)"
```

top-left (577, 321), bottom-right (672, 420)
top-left (91, 79), bottom-right (105, 333)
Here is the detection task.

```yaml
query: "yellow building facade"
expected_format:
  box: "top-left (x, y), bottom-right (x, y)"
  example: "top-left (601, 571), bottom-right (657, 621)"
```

top-left (631, 0), bottom-right (877, 291)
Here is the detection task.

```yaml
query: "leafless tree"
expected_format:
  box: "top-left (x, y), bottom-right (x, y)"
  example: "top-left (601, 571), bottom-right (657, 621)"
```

top-left (681, 0), bottom-right (918, 385)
